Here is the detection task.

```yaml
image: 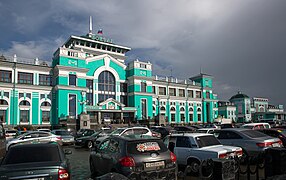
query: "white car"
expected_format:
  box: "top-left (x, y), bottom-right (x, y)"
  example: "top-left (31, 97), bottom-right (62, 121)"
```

top-left (196, 128), bottom-right (217, 134)
top-left (95, 127), bottom-right (153, 146)
top-left (37, 128), bottom-right (51, 133)
top-left (6, 131), bottom-right (62, 150)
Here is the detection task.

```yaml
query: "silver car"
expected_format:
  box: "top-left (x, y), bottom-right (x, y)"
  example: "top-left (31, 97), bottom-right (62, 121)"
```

top-left (213, 128), bottom-right (283, 157)
top-left (6, 131), bottom-right (62, 150)
top-left (51, 129), bottom-right (75, 145)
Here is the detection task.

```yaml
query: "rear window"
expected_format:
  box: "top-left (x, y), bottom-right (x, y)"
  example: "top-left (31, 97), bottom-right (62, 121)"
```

top-left (6, 130), bottom-right (17, 134)
top-left (3, 145), bottom-right (61, 164)
top-left (197, 130), bottom-right (208, 133)
top-left (127, 140), bottom-right (168, 154)
top-left (195, 135), bottom-right (221, 147)
top-left (54, 131), bottom-right (70, 135)
top-left (243, 130), bottom-right (268, 138)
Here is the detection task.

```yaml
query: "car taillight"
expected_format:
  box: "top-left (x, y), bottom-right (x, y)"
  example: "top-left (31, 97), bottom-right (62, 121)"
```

top-left (256, 142), bottom-right (273, 147)
top-left (236, 149), bottom-right (243, 157)
top-left (219, 153), bottom-right (227, 159)
top-left (170, 152), bottom-right (177, 162)
top-left (58, 169), bottom-right (70, 180)
top-left (56, 137), bottom-right (62, 140)
top-left (119, 156), bottom-right (135, 167)
top-left (277, 140), bottom-right (283, 145)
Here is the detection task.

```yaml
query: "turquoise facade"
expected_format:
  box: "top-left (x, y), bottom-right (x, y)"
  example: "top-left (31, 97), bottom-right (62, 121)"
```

top-left (0, 30), bottom-right (219, 127)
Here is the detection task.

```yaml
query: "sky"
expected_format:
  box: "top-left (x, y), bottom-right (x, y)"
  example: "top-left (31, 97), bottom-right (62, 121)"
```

top-left (1, 0), bottom-right (286, 107)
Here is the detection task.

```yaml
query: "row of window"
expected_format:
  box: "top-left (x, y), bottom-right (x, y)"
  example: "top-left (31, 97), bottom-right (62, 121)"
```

top-left (158, 113), bottom-right (201, 122)
top-left (153, 101), bottom-right (202, 107)
top-left (0, 70), bottom-right (52, 86)
top-left (152, 86), bottom-right (203, 98)
top-left (155, 106), bottom-right (202, 112)
top-left (0, 99), bottom-right (51, 107)
top-left (0, 110), bottom-right (50, 123)
top-left (74, 40), bottom-right (127, 54)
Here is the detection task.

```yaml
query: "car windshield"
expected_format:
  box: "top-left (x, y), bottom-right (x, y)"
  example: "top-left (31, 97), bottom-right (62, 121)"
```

top-left (241, 125), bottom-right (253, 129)
top-left (110, 128), bottom-right (125, 135)
top-left (91, 131), bottom-right (102, 137)
top-left (243, 130), bottom-right (268, 138)
top-left (3, 145), bottom-right (61, 164)
top-left (127, 140), bottom-right (168, 154)
top-left (54, 131), bottom-right (70, 136)
top-left (195, 135), bottom-right (221, 147)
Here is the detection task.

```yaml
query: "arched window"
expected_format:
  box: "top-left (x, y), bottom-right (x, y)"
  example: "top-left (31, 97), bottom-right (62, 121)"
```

top-left (160, 106), bottom-right (166, 111)
top-left (0, 100), bottom-right (8, 105)
top-left (180, 107), bottom-right (185, 112)
top-left (41, 101), bottom-right (51, 107)
top-left (19, 100), bottom-right (30, 106)
top-left (197, 108), bottom-right (201, 112)
top-left (153, 106), bottom-right (156, 111)
top-left (98, 71), bottom-right (116, 102)
top-left (189, 107), bottom-right (194, 112)
top-left (170, 107), bottom-right (176, 111)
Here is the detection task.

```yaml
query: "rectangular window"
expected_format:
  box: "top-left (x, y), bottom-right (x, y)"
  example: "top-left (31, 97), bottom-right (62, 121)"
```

top-left (69, 74), bottom-right (76, 86)
top-left (159, 87), bottom-right (166, 95)
top-left (0, 70), bottom-right (12, 83)
top-left (189, 114), bottom-right (193, 122)
top-left (141, 82), bottom-right (147, 93)
top-left (39, 74), bottom-right (51, 86)
top-left (42, 111), bottom-right (50, 122)
top-left (120, 95), bottom-right (127, 105)
top-left (179, 89), bottom-right (185, 97)
top-left (4, 92), bottom-right (9, 98)
top-left (86, 79), bottom-right (93, 89)
top-left (120, 83), bottom-right (127, 92)
top-left (0, 110), bottom-right (6, 123)
top-left (20, 110), bottom-right (29, 122)
top-left (171, 114), bottom-right (175, 122)
top-left (141, 99), bottom-right (147, 119)
top-left (86, 93), bottom-right (93, 105)
top-left (206, 92), bottom-right (210, 99)
top-left (188, 90), bottom-right (193, 98)
top-left (181, 114), bottom-right (185, 122)
top-left (140, 64), bottom-right (147, 68)
top-left (169, 88), bottom-right (176, 96)
top-left (198, 114), bottom-right (201, 121)
top-left (69, 94), bottom-right (76, 116)
top-left (196, 91), bottom-right (201, 98)
top-left (152, 86), bottom-right (156, 94)
top-left (18, 72), bottom-right (33, 84)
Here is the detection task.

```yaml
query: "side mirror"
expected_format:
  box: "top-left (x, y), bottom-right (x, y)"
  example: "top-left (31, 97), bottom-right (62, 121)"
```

top-left (64, 149), bottom-right (72, 155)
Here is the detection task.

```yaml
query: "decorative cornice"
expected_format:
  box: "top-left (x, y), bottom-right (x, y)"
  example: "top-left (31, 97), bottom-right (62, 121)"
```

top-left (54, 85), bottom-right (88, 91)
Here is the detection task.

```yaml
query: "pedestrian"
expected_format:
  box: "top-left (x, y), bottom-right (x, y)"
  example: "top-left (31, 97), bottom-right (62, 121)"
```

top-left (23, 127), bottom-right (27, 131)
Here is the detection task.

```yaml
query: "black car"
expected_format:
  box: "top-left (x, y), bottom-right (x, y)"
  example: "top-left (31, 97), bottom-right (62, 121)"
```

top-left (150, 126), bottom-right (175, 138)
top-left (75, 129), bottom-right (112, 148)
top-left (0, 142), bottom-right (71, 180)
top-left (257, 128), bottom-right (286, 147)
top-left (76, 129), bottom-right (96, 138)
top-left (173, 126), bottom-right (195, 133)
top-left (89, 135), bottom-right (177, 179)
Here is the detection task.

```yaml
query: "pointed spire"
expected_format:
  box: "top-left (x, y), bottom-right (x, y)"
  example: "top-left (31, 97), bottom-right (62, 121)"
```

top-left (89, 16), bottom-right (93, 34)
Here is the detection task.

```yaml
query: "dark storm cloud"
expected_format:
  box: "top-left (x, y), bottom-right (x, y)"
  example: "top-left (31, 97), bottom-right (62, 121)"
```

top-left (0, 0), bottom-right (286, 106)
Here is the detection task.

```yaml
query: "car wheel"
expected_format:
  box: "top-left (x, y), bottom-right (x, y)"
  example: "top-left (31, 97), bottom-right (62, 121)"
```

top-left (87, 141), bottom-right (94, 149)
top-left (90, 159), bottom-right (98, 178)
top-left (186, 158), bottom-right (200, 176)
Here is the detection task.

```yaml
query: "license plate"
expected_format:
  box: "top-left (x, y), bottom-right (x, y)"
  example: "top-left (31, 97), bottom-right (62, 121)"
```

top-left (145, 161), bottom-right (165, 168)
top-left (272, 143), bottom-right (280, 147)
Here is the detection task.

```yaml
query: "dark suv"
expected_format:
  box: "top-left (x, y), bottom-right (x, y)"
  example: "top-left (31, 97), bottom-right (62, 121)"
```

top-left (89, 135), bottom-right (177, 179)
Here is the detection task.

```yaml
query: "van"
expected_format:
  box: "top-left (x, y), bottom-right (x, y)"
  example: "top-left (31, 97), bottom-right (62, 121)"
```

top-left (241, 123), bottom-right (271, 130)
top-left (0, 124), bottom-right (6, 159)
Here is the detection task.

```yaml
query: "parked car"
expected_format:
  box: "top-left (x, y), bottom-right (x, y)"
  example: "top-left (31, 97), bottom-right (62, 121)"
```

top-left (196, 128), bottom-right (216, 134)
top-left (95, 127), bottom-right (154, 146)
top-left (241, 123), bottom-right (271, 130)
top-left (173, 126), bottom-right (196, 133)
top-left (6, 131), bottom-right (63, 150)
top-left (76, 129), bottom-right (96, 138)
top-left (150, 126), bottom-right (176, 138)
top-left (89, 135), bottom-right (177, 179)
top-left (0, 124), bottom-right (6, 159)
top-left (37, 128), bottom-right (52, 133)
top-left (163, 133), bottom-right (242, 172)
top-left (220, 123), bottom-right (234, 129)
top-left (52, 129), bottom-right (75, 145)
top-left (75, 129), bottom-right (112, 148)
top-left (202, 124), bottom-right (219, 129)
top-left (213, 128), bottom-right (282, 157)
top-left (257, 128), bottom-right (286, 147)
top-left (0, 143), bottom-right (71, 179)
top-left (5, 130), bottom-right (18, 140)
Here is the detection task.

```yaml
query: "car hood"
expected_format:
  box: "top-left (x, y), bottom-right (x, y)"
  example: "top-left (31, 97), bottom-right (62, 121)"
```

top-left (199, 145), bottom-right (241, 153)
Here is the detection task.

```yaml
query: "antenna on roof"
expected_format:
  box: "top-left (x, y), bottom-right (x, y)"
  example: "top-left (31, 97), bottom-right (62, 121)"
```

top-left (89, 16), bottom-right (93, 35)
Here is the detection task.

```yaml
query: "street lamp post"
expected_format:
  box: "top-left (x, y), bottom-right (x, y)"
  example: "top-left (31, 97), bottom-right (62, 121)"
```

top-left (157, 97), bottom-right (160, 126)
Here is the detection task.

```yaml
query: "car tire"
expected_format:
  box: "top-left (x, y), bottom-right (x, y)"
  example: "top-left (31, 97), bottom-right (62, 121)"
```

top-left (90, 159), bottom-right (98, 179)
top-left (87, 141), bottom-right (94, 149)
top-left (186, 158), bottom-right (201, 176)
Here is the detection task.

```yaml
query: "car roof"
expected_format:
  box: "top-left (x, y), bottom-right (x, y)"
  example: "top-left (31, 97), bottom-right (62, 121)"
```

top-left (111, 135), bottom-right (159, 142)
top-left (171, 133), bottom-right (213, 137)
top-left (220, 128), bottom-right (250, 132)
top-left (242, 123), bottom-right (270, 126)
top-left (11, 142), bottom-right (59, 149)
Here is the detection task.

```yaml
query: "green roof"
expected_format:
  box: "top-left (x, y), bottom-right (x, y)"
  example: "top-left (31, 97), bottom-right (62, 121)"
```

top-left (230, 92), bottom-right (249, 100)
